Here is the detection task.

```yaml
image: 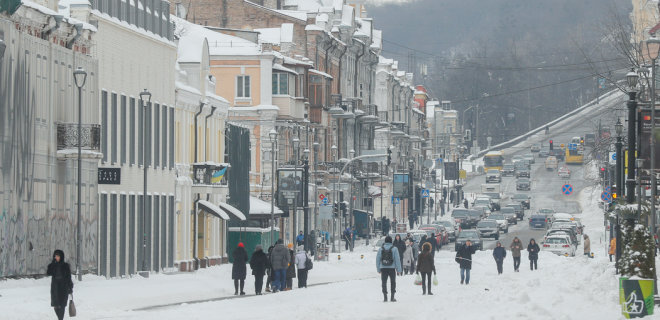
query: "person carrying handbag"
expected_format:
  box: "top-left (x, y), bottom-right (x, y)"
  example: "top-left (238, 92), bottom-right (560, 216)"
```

top-left (416, 242), bottom-right (436, 295)
top-left (295, 245), bottom-right (312, 288)
top-left (47, 250), bottom-right (74, 320)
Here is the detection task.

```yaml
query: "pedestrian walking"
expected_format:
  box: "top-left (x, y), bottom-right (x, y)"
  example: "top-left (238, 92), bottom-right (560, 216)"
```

top-left (269, 239), bottom-right (289, 293)
top-left (47, 250), bottom-right (73, 320)
top-left (456, 240), bottom-right (476, 284)
top-left (402, 240), bottom-right (415, 275)
top-left (416, 242), bottom-right (436, 295)
top-left (285, 243), bottom-right (296, 290)
top-left (463, 199), bottom-right (468, 209)
top-left (344, 227), bottom-right (352, 250)
top-left (527, 239), bottom-right (540, 270)
top-left (296, 231), bottom-right (304, 246)
top-left (493, 241), bottom-right (506, 275)
top-left (265, 245), bottom-right (274, 292)
top-left (510, 237), bottom-right (523, 272)
top-left (408, 211), bottom-right (415, 230)
top-left (232, 242), bottom-right (248, 295)
top-left (440, 198), bottom-right (445, 216)
top-left (583, 234), bottom-right (591, 258)
top-left (376, 235), bottom-right (402, 302)
top-left (393, 234), bottom-right (406, 267)
top-left (295, 245), bottom-right (311, 288)
top-left (249, 245), bottom-right (268, 295)
top-left (609, 237), bottom-right (616, 262)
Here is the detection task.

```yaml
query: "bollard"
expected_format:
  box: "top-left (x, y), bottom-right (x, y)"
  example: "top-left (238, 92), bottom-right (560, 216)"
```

top-left (338, 254), bottom-right (341, 260)
top-left (360, 254), bottom-right (364, 259)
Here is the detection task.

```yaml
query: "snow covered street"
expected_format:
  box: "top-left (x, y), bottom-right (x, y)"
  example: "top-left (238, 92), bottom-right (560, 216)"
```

top-left (0, 185), bottom-right (626, 319)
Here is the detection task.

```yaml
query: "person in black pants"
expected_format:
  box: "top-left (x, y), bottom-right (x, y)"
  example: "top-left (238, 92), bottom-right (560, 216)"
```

top-left (264, 246), bottom-right (274, 292)
top-left (232, 243), bottom-right (248, 295)
top-left (527, 239), bottom-right (540, 270)
top-left (510, 237), bottom-right (523, 272)
top-left (249, 245), bottom-right (268, 295)
top-left (47, 250), bottom-right (73, 320)
top-left (377, 236), bottom-right (403, 302)
top-left (416, 242), bottom-right (436, 295)
top-left (493, 241), bottom-right (506, 275)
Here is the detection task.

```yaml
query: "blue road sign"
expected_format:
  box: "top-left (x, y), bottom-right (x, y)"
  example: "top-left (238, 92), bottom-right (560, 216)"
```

top-left (601, 192), bottom-right (612, 203)
top-left (605, 186), bottom-right (612, 193)
top-left (421, 189), bottom-right (430, 198)
top-left (322, 197), bottom-right (329, 204)
top-left (391, 196), bottom-right (400, 204)
top-left (568, 143), bottom-right (577, 151)
top-left (562, 184), bottom-right (573, 195)
top-left (611, 153), bottom-right (616, 161)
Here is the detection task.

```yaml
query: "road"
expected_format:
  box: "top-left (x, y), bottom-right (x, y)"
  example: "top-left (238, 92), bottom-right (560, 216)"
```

top-left (446, 92), bottom-right (625, 251)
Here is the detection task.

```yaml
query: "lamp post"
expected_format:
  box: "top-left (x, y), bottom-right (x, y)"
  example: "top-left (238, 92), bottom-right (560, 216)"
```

top-left (626, 69), bottom-right (639, 204)
top-left (73, 67), bottom-right (87, 282)
top-left (292, 136), bottom-right (300, 243)
top-left (139, 89), bottom-right (152, 276)
top-left (312, 141), bottom-right (320, 235)
top-left (348, 149), bottom-right (355, 252)
top-left (303, 148), bottom-right (310, 252)
top-left (331, 144), bottom-right (338, 253)
top-left (614, 118), bottom-right (623, 269)
top-left (269, 129), bottom-right (278, 245)
top-left (646, 35), bottom-right (660, 255)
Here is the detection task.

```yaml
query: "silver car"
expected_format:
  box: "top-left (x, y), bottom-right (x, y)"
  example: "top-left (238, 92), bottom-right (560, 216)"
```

top-left (476, 219), bottom-right (500, 240)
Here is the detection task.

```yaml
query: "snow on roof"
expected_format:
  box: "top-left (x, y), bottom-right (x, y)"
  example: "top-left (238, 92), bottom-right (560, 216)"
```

top-left (256, 23), bottom-right (294, 44)
top-left (333, 0), bottom-right (343, 11)
top-left (229, 105), bottom-right (280, 112)
top-left (305, 24), bottom-right (325, 31)
top-left (281, 23), bottom-right (294, 42)
top-left (24, 0), bottom-right (97, 31)
top-left (274, 9), bottom-right (308, 21)
top-left (412, 107), bottom-right (424, 116)
top-left (309, 69), bottom-right (333, 78)
top-left (340, 5), bottom-right (353, 27)
top-left (317, 13), bottom-right (329, 22)
top-left (371, 29), bottom-right (382, 49)
top-left (250, 196), bottom-right (284, 215)
top-left (272, 50), bottom-right (314, 67)
top-left (192, 161), bottom-right (231, 167)
top-left (273, 63), bottom-right (298, 75)
top-left (173, 16), bottom-right (260, 57)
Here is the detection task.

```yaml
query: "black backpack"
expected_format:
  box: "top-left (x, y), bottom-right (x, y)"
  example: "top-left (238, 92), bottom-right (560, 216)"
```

top-left (305, 255), bottom-right (313, 270)
top-left (381, 245), bottom-right (394, 266)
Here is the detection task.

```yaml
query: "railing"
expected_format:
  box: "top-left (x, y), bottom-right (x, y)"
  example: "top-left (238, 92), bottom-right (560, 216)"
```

top-left (56, 123), bottom-right (101, 151)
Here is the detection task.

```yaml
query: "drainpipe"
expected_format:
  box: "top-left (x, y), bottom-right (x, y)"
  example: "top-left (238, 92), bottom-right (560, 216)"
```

top-left (353, 40), bottom-right (365, 98)
top-left (194, 101), bottom-right (205, 163)
top-left (322, 38), bottom-right (335, 73)
top-left (391, 81), bottom-right (398, 122)
top-left (368, 53), bottom-right (378, 105)
top-left (66, 24), bottom-right (83, 49)
top-left (337, 45), bottom-right (348, 96)
top-left (204, 106), bottom-right (217, 160)
top-left (192, 101), bottom-right (205, 270)
top-left (42, 15), bottom-right (63, 40)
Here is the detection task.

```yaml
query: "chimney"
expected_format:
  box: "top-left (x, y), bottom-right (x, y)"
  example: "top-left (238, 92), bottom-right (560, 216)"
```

top-left (69, 0), bottom-right (92, 23)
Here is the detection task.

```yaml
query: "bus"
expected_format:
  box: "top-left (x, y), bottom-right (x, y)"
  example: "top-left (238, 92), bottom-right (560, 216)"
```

top-left (565, 143), bottom-right (584, 164)
top-left (483, 151), bottom-right (504, 171)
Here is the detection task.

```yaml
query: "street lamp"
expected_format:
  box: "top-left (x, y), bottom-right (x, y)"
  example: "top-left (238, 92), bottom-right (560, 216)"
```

top-left (331, 144), bottom-right (338, 253)
top-left (292, 137), bottom-right (300, 243)
top-left (303, 148), bottom-right (310, 252)
top-left (139, 89), bottom-right (151, 277)
top-left (625, 69), bottom-right (639, 204)
top-left (73, 66), bottom-right (87, 282)
top-left (614, 117), bottom-right (623, 269)
top-left (269, 129), bottom-right (278, 245)
top-left (312, 141), bottom-right (320, 238)
top-left (646, 34), bottom-right (660, 298)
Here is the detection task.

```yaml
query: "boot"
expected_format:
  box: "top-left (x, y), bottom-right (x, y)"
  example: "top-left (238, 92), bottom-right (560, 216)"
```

top-left (428, 291), bottom-right (433, 295)
top-left (390, 292), bottom-right (396, 302)
top-left (422, 286), bottom-right (426, 295)
top-left (383, 293), bottom-right (388, 302)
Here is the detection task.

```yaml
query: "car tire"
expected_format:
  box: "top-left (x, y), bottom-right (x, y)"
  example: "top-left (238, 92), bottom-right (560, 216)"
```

top-left (514, 220), bottom-right (518, 225)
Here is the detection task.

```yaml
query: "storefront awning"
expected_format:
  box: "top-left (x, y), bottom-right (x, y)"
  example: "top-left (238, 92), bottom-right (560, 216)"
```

top-left (217, 201), bottom-right (247, 221)
top-left (249, 196), bottom-right (284, 216)
top-left (198, 200), bottom-right (230, 220)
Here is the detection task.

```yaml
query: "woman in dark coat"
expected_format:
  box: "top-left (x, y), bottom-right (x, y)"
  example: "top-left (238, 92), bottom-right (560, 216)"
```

top-left (493, 241), bottom-right (507, 275)
top-left (249, 245), bottom-right (268, 295)
top-left (416, 242), bottom-right (436, 295)
top-left (232, 242), bottom-right (248, 295)
top-left (285, 243), bottom-right (296, 290)
top-left (265, 245), bottom-right (274, 292)
top-left (527, 239), bottom-right (540, 271)
top-left (393, 234), bottom-right (406, 267)
top-left (47, 249), bottom-right (73, 320)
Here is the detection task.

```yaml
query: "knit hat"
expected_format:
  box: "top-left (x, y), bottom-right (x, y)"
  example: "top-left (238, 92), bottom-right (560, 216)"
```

top-left (238, 242), bottom-right (244, 248)
top-left (287, 243), bottom-right (294, 249)
top-left (255, 244), bottom-right (263, 251)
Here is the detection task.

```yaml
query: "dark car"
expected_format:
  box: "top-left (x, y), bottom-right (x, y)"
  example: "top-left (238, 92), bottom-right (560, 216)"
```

top-left (529, 215), bottom-right (548, 229)
top-left (531, 144), bottom-right (541, 152)
top-left (455, 229), bottom-right (483, 251)
top-left (434, 220), bottom-right (457, 241)
top-left (451, 210), bottom-right (471, 229)
top-left (516, 169), bottom-right (530, 178)
top-left (476, 220), bottom-right (500, 240)
top-left (502, 164), bottom-right (515, 176)
top-left (482, 192), bottom-right (502, 211)
top-left (516, 178), bottom-right (531, 191)
top-left (549, 149), bottom-right (565, 161)
top-left (505, 203), bottom-right (524, 220)
top-left (466, 210), bottom-right (483, 227)
top-left (500, 207), bottom-right (518, 225)
top-left (511, 194), bottom-right (531, 209)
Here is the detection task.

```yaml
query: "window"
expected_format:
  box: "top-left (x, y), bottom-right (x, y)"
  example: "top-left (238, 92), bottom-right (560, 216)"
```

top-left (272, 73), bottom-right (288, 95)
top-left (237, 75), bottom-right (251, 98)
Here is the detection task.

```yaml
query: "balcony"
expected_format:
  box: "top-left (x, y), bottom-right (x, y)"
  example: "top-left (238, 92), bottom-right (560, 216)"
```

top-left (57, 123), bottom-right (101, 151)
top-left (274, 96), bottom-right (306, 120)
top-left (192, 162), bottom-right (230, 186)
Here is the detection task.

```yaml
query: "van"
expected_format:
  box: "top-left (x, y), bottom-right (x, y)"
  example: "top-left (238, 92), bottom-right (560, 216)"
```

top-left (545, 156), bottom-right (558, 170)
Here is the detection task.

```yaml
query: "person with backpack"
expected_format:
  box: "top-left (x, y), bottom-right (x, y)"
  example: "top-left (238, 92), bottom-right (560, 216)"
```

top-left (249, 245), bottom-right (268, 295)
top-left (294, 245), bottom-right (312, 288)
top-left (402, 239), bottom-right (415, 275)
top-left (510, 237), bottom-right (523, 272)
top-left (493, 241), bottom-right (506, 275)
top-left (527, 238), bottom-right (540, 270)
top-left (456, 240), bottom-right (476, 285)
top-left (376, 235), bottom-right (402, 302)
top-left (416, 242), bottom-right (436, 295)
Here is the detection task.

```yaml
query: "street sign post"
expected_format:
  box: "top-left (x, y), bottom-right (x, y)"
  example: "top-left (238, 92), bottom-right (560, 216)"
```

top-left (421, 189), bottom-right (430, 198)
top-left (562, 184), bottom-right (573, 195)
top-left (601, 191), bottom-right (612, 203)
top-left (391, 196), bottom-right (400, 204)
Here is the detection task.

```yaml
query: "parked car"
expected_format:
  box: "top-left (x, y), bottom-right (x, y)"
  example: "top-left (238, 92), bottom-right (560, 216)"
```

top-left (504, 203), bottom-right (524, 220)
top-left (558, 166), bottom-right (571, 178)
top-left (545, 228), bottom-right (579, 246)
top-left (502, 164), bottom-right (515, 176)
top-left (419, 224), bottom-right (448, 246)
top-left (516, 178), bottom-right (531, 191)
top-left (486, 169), bottom-right (502, 183)
top-left (545, 156), bottom-right (558, 170)
top-left (476, 220), bottom-right (500, 240)
top-left (542, 235), bottom-right (576, 256)
top-left (529, 214), bottom-right (548, 229)
top-left (531, 144), bottom-right (541, 152)
top-left (434, 220), bottom-right (457, 242)
top-left (539, 147), bottom-right (550, 158)
top-left (487, 213), bottom-right (509, 233)
top-left (373, 236), bottom-right (386, 251)
top-left (455, 229), bottom-right (483, 251)
top-left (473, 205), bottom-right (492, 218)
top-left (523, 153), bottom-right (535, 164)
top-left (516, 168), bottom-right (530, 178)
top-left (500, 207), bottom-right (518, 225)
top-left (511, 194), bottom-right (531, 209)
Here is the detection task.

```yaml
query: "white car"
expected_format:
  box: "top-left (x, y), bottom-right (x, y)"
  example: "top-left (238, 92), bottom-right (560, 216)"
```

top-left (542, 235), bottom-right (576, 256)
top-left (487, 213), bottom-right (509, 233)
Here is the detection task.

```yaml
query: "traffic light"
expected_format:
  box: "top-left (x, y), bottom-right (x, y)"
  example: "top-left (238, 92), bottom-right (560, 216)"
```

top-left (465, 129), bottom-right (472, 141)
top-left (600, 167), bottom-right (606, 180)
top-left (612, 193), bottom-right (617, 199)
top-left (580, 137), bottom-right (584, 144)
top-left (549, 140), bottom-right (553, 150)
top-left (387, 147), bottom-right (392, 166)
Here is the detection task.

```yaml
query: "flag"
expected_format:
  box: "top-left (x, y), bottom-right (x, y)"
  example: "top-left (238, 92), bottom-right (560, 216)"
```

top-left (211, 167), bottom-right (227, 184)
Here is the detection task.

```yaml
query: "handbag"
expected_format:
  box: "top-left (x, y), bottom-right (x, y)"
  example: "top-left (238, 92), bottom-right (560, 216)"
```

top-left (414, 274), bottom-right (422, 285)
top-left (68, 293), bottom-right (77, 317)
top-left (305, 255), bottom-right (313, 270)
top-left (433, 275), bottom-right (438, 286)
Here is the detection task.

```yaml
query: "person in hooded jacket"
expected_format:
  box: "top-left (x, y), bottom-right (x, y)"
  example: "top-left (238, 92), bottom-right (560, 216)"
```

top-left (583, 234), bottom-right (591, 257)
top-left (402, 240), bottom-right (415, 275)
top-left (392, 234), bottom-right (406, 267)
top-left (250, 245), bottom-right (268, 295)
top-left (527, 238), bottom-right (540, 270)
top-left (232, 242), bottom-right (248, 295)
top-left (493, 241), bottom-right (506, 275)
top-left (510, 237), bottom-right (523, 272)
top-left (416, 242), bottom-right (436, 295)
top-left (294, 245), bottom-right (311, 288)
top-left (269, 239), bottom-right (290, 293)
top-left (47, 250), bottom-right (73, 320)
top-left (456, 240), bottom-right (476, 284)
top-left (265, 245), bottom-right (274, 292)
top-left (376, 236), bottom-right (403, 302)
top-left (285, 243), bottom-right (296, 290)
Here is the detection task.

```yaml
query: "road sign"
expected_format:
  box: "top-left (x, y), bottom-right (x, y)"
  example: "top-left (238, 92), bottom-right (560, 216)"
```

top-left (391, 196), bottom-right (400, 204)
top-left (319, 194), bottom-right (325, 200)
top-left (568, 143), bottom-right (577, 151)
top-left (601, 191), bottom-right (612, 203)
top-left (436, 158), bottom-right (443, 165)
top-left (598, 77), bottom-right (606, 89)
top-left (562, 184), bottom-right (573, 195)
top-left (605, 186), bottom-right (612, 193)
top-left (322, 197), bottom-right (329, 204)
top-left (421, 189), bottom-right (430, 198)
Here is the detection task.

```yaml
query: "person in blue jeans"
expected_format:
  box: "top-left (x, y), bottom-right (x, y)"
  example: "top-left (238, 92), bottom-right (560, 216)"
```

top-left (269, 239), bottom-right (290, 292)
top-left (376, 235), bottom-right (402, 302)
top-left (456, 240), bottom-right (476, 285)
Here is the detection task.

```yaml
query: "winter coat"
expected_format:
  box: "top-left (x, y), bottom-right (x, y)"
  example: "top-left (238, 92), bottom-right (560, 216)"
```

top-left (295, 247), bottom-right (310, 270)
top-left (583, 236), bottom-right (591, 254)
top-left (393, 239), bottom-right (406, 259)
top-left (270, 244), bottom-right (290, 270)
top-left (286, 250), bottom-right (296, 279)
top-left (46, 250), bottom-right (73, 307)
top-left (416, 251), bottom-right (436, 274)
top-left (493, 246), bottom-right (507, 262)
top-left (402, 246), bottom-right (415, 268)
top-left (609, 238), bottom-right (616, 255)
top-left (231, 246), bottom-right (248, 280)
top-left (456, 244), bottom-right (476, 270)
top-left (250, 249), bottom-right (268, 277)
top-left (376, 243), bottom-right (403, 273)
top-left (510, 240), bottom-right (523, 258)
top-left (527, 242), bottom-right (540, 260)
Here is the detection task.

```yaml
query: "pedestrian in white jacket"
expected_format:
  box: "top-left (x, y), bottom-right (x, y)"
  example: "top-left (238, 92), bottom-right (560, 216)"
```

top-left (294, 246), bottom-right (311, 288)
top-left (402, 240), bottom-right (416, 275)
